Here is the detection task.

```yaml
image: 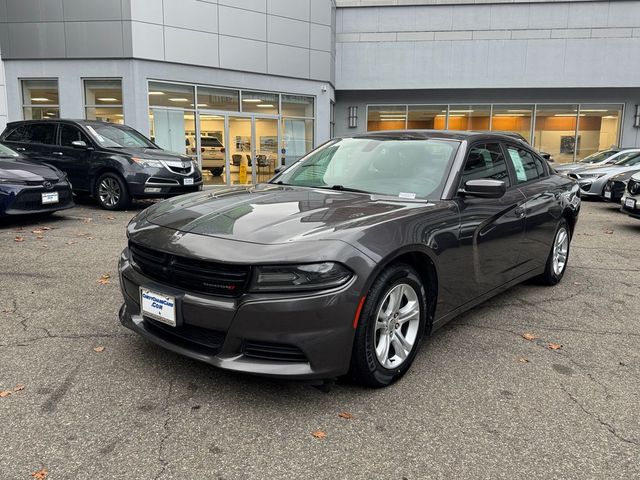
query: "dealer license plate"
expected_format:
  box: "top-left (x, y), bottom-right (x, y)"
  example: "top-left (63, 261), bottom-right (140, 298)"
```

top-left (184, 178), bottom-right (194, 185)
top-left (41, 192), bottom-right (59, 204)
top-left (625, 197), bottom-right (636, 209)
top-left (604, 191), bottom-right (611, 199)
top-left (140, 288), bottom-right (176, 327)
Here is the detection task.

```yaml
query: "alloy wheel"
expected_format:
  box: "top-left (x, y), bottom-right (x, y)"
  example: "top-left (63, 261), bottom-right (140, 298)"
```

top-left (374, 283), bottom-right (420, 369)
top-left (552, 227), bottom-right (569, 276)
top-left (98, 177), bottom-right (121, 208)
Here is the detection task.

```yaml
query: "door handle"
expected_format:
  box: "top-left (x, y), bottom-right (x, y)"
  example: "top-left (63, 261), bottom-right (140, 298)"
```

top-left (52, 151), bottom-right (63, 156)
top-left (15, 147), bottom-right (26, 151)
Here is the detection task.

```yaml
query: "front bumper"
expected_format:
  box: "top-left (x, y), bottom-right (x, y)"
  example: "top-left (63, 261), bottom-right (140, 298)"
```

top-left (124, 166), bottom-right (203, 198)
top-left (1, 183), bottom-right (74, 216)
top-left (118, 249), bottom-right (362, 380)
top-left (621, 195), bottom-right (640, 219)
top-left (603, 180), bottom-right (626, 202)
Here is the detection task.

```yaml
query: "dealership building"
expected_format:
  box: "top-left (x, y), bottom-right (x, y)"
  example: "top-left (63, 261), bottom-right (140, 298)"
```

top-left (0, 0), bottom-right (639, 184)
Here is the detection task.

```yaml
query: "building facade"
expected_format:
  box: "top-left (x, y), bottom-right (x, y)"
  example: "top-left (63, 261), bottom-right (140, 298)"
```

top-left (0, 0), bottom-right (639, 183)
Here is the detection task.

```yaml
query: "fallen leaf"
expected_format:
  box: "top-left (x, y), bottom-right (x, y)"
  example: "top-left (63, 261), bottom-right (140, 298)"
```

top-left (573, 282), bottom-right (582, 286)
top-left (518, 357), bottom-right (530, 363)
top-left (93, 346), bottom-right (105, 353)
top-left (338, 412), bottom-right (353, 420)
top-left (31, 468), bottom-right (48, 479)
top-left (0, 391), bottom-right (12, 398)
top-left (66, 241), bottom-right (76, 245)
top-left (14, 236), bottom-right (25, 242)
top-left (32, 229), bottom-right (44, 235)
top-left (86, 236), bottom-right (95, 240)
top-left (13, 384), bottom-right (25, 392)
top-left (604, 229), bottom-right (614, 234)
top-left (41, 226), bottom-right (52, 231)
top-left (311, 431), bottom-right (326, 439)
top-left (83, 217), bottom-right (93, 224)
top-left (522, 332), bottom-right (537, 341)
top-left (106, 216), bottom-right (116, 220)
top-left (548, 343), bottom-right (562, 350)
top-left (36, 235), bottom-right (44, 240)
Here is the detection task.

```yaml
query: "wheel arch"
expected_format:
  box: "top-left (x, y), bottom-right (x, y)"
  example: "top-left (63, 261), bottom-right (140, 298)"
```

top-left (91, 167), bottom-right (128, 197)
top-left (362, 245), bottom-right (439, 335)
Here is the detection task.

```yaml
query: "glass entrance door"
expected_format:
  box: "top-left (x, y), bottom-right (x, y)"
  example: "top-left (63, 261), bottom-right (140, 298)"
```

top-left (227, 115), bottom-right (279, 185)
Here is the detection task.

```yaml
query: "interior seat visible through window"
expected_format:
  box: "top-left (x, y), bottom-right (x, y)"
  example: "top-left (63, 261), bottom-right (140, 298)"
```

top-left (461, 143), bottom-right (511, 187)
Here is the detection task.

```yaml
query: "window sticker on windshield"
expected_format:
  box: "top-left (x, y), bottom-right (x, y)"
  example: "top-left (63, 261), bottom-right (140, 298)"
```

top-left (508, 149), bottom-right (527, 182)
top-left (86, 125), bottom-right (106, 143)
top-left (399, 192), bottom-right (416, 199)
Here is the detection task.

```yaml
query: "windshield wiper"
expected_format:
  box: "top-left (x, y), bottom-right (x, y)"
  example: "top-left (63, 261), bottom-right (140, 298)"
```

top-left (325, 185), bottom-right (370, 194)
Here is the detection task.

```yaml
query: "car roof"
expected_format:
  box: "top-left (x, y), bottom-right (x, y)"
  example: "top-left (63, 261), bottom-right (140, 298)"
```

top-left (349, 129), bottom-right (529, 143)
top-left (6, 119), bottom-right (130, 128)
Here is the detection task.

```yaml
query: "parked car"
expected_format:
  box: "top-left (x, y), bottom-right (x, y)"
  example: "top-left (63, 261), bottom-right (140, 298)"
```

top-left (567, 153), bottom-right (640, 198)
top-left (0, 143), bottom-right (73, 217)
top-left (554, 148), bottom-right (639, 174)
top-left (188, 137), bottom-right (225, 176)
top-left (602, 169), bottom-right (640, 203)
top-left (118, 131), bottom-right (580, 388)
top-left (0, 120), bottom-right (203, 210)
top-left (621, 173), bottom-right (640, 219)
top-left (477, 131), bottom-right (554, 162)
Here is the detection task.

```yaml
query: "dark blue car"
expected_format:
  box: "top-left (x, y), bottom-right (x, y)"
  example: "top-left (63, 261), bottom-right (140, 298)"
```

top-left (0, 143), bottom-right (74, 217)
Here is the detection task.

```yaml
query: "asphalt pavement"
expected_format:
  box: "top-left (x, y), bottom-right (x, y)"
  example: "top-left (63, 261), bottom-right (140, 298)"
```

top-left (1, 198), bottom-right (639, 480)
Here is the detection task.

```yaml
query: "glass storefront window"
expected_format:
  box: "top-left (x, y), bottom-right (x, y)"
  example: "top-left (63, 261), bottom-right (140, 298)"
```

top-left (446, 105), bottom-right (491, 131)
top-left (408, 105), bottom-right (447, 129)
top-left (149, 109), bottom-right (195, 158)
top-left (84, 79), bottom-right (124, 124)
top-left (241, 91), bottom-right (278, 114)
top-left (533, 105), bottom-right (579, 163)
top-left (282, 118), bottom-right (313, 166)
top-left (282, 95), bottom-right (314, 118)
top-left (21, 79), bottom-right (59, 120)
top-left (367, 105), bottom-right (406, 131)
top-left (576, 104), bottom-right (622, 160)
top-left (197, 87), bottom-right (239, 111)
top-left (491, 105), bottom-right (533, 142)
top-left (148, 81), bottom-right (195, 108)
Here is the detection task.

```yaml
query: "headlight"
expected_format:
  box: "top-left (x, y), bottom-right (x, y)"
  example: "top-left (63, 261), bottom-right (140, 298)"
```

top-left (249, 262), bottom-right (353, 292)
top-left (132, 157), bottom-right (163, 168)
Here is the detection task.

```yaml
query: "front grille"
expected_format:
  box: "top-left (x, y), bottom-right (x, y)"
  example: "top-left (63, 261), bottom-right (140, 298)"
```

top-left (129, 242), bottom-right (251, 297)
top-left (167, 165), bottom-right (192, 174)
top-left (242, 340), bottom-right (308, 363)
top-left (144, 318), bottom-right (225, 354)
top-left (12, 187), bottom-right (72, 211)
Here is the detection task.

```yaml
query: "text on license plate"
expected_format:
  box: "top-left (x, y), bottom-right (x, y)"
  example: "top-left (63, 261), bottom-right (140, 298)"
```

top-left (625, 197), bottom-right (636, 209)
top-left (604, 191), bottom-right (611, 199)
top-left (140, 289), bottom-right (176, 326)
top-left (184, 178), bottom-right (194, 185)
top-left (41, 192), bottom-right (59, 204)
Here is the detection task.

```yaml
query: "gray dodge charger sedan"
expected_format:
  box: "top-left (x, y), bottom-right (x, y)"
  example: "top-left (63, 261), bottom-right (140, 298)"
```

top-left (118, 131), bottom-right (581, 388)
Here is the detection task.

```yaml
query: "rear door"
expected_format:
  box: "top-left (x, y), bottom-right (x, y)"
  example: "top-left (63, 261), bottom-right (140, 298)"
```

top-left (9, 123), bottom-right (59, 166)
top-left (455, 142), bottom-right (527, 302)
top-left (504, 143), bottom-right (558, 271)
top-left (56, 123), bottom-right (94, 191)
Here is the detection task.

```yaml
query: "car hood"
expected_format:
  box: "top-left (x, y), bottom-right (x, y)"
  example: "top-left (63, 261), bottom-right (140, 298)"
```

top-left (108, 147), bottom-right (192, 163)
top-left (134, 184), bottom-right (439, 245)
top-left (0, 157), bottom-right (61, 182)
top-left (577, 165), bottom-right (640, 176)
top-left (609, 168), bottom-right (640, 182)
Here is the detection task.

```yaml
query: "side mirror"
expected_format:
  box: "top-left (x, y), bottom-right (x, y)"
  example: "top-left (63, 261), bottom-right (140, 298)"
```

top-left (461, 179), bottom-right (506, 199)
top-left (274, 166), bottom-right (284, 175)
top-left (71, 140), bottom-right (88, 149)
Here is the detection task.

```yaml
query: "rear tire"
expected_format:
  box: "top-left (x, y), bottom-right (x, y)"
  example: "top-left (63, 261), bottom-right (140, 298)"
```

top-left (95, 173), bottom-right (130, 211)
top-left (210, 167), bottom-right (223, 176)
top-left (536, 218), bottom-right (571, 286)
top-left (349, 263), bottom-right (427, 388)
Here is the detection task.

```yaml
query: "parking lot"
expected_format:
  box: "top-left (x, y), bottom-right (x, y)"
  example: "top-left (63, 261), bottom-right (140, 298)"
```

top-left (1, 198), bottom-right (639, 480)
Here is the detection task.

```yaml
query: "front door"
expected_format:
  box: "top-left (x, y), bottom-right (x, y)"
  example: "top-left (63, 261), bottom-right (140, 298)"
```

top-left (455, 142), bottom-right (526, 304)
top-left (57, 123), bottom-right (94, 191)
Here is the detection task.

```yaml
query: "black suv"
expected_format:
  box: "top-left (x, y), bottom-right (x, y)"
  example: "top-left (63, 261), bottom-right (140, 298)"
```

top-left (0, 119), bottom-right (203, 210)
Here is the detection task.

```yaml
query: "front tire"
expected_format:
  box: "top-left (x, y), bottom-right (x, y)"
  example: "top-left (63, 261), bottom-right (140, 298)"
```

top-left (210, 167), bottom-right (224, 176)
top-left (349, 263), bottom-right (427, 388)
top-left (537, 218), bottom-right (571, 285)
top-left (95, 173), bottom-right (130, 210)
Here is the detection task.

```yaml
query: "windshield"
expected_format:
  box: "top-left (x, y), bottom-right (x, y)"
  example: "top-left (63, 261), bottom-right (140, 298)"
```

top-left (0, 143), bottom-right (19, 157)
top-left (85, 124), bottom-right (157, 149)
top-left (579, 150), bottom-right (618, 164)
top-left (615, 153), bottom-right (640, 166)
top-left (273, 137), bottom-right (459, 199)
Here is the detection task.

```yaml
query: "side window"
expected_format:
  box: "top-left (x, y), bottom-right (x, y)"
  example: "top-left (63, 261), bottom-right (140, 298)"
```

top-left (27, 123), bottom-right (57, 145)
top-left (506, 146), bottom-right (546, 184)
top-left (59, 124), bottom-right (90, 147)
top-left (4, 125), bottom-right (31, 142)
top-left (461, 143), bottom-right (511, 187)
